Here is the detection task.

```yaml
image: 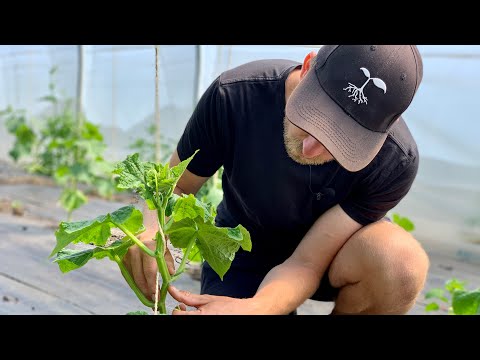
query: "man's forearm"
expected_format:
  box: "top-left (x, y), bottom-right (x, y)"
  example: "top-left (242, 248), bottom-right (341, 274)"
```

top-left (250, 260), bottom-right (324, 314)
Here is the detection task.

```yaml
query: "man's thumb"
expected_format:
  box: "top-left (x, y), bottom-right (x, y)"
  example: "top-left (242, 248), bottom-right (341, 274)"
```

top-left (168, 285), bottom-right (211, 307)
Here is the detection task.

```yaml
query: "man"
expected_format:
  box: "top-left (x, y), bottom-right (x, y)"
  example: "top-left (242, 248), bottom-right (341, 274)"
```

top-left (123, 45), bottom-right (430, 315)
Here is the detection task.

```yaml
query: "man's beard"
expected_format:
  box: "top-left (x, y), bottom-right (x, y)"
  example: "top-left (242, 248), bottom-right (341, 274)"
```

top-left (283, 117), bottom-right (334, 166)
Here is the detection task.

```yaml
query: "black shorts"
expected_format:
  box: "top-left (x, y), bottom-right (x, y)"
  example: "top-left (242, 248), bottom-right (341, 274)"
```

top-left (201, 216), bottom-right (392, 313)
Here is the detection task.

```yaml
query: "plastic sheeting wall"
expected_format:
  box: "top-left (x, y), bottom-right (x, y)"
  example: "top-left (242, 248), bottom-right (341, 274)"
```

top-left (0, 45), bottom-right (196, 161)
top-left (0, 45), bottom-right (478, 255)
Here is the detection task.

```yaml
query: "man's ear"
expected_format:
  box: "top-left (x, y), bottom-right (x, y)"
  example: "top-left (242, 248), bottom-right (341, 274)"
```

top-left (300, 51), bottom-right (317, 78)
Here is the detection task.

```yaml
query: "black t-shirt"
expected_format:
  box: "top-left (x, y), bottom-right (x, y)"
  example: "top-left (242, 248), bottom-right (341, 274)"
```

top-left (177, 59), bottom-right (419, 272)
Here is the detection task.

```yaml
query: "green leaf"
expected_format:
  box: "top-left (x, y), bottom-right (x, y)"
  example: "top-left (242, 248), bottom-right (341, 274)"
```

top-left (238, 225), bottom-right (252, 252)
top-left (82, 121), bottom-right (104, 141)
top-left (452, 289), bottom-right (480, 315)
top-left (55, 165), bottom-right (71, 179)
top-left (113, 151), bottom-right (199, 208)
top-left (50, 205), bottom-right (143, 257)
top-left (4, 111), bottom-right (26, 133)
top-left (195, 223), bottom-right (252, 280)
top-left (391, 213), bottom-right (415, 232)
top-left (173, 194), bottom-right (215, 224)
top-left (166, 194), bottom-right (180, 217)
top-left (145, 169), bottom-right (157, 192)
top-left (9, 123), bottom-right (36, 161)
top-left (113, 154), bottom-right (160, 207)
top-left (54, 248), bottom-right (93, 272)
top-left (445, 278), bottom-right (466, 294)
top-left (59, 188), bottom-right (88, 213)
top-left (170, 150), bottom-right (199, 179)
top-left (227, 227), bottom-right (242, 240)
top-left (113, 153), bottom-right (149, 194)
top-left (165, 218), bottom-right (197, 248)
top-left (53, 239), bottom-right (133, 273)
top-left (110, 206), bottom-right (145, 234)
top-left (186, 243), bottom-right (203, 263)
top-left (173, 195), bottom-right (205, 222)
top-left (425, 288), bottom-right (448, 303)
top-left (146, 164), bottom-right (176, 193)
top-left (165, 194), bottom-right (252, 280)
top-left (51, 217), bottom-right (110, 257)
top-left (425, 302), bottom-right (440, 312)
top-left (126, 310), bottom-right (149, 315)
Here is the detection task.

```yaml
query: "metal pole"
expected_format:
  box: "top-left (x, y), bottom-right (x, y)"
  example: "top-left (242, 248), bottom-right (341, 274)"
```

top-left (112, 45), bottom-right (117, 159)
top-left (194, 45), bottom-right (204, 104)
top-left (76, 45), bottom-right (85, 127)
top-left (227, 45), bottom-right (233, 70)
top-left (155, 45), bottom-right (161, 162)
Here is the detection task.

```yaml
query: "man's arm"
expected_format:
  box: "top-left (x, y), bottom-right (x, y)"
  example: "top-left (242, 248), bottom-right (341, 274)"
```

top-left (251, 205), bottom-right (362, 314)
top-left (169, 204), bottom-right (362, 314)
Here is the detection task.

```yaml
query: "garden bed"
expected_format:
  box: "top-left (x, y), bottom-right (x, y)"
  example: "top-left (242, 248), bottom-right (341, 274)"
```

top-left (0, 160), bottom-right (479, 315)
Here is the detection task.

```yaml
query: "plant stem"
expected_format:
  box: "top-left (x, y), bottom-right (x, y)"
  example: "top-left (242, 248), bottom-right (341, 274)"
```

top-left (113, 254), bottom-right (155, 308)
top-left (155, 232), bottom-right (171, 284)
top-left (153, 230), bottom-right (171, 315)
top-left (116, 223), bottom-right (156, 257)
top-left (156, 207), bottom-right (165, 254)
top-left (158, 282), bottom-right (168, 314)
top-left (170, 237), bottom-right (196, 283)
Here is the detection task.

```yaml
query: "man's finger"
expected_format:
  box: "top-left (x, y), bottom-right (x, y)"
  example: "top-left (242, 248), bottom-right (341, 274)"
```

top-left (143, 256), bottom-right (159, 299)
top-left (122, 253), bottom-right (132, 281)
top-left (168, 285), bottom-right (213, 307)
top-left (131, 251), bottom-right (149, 297)
top-left (172, 308), bottom-right (202, 315)
top-left (176, 303), bottom-right (187, 311)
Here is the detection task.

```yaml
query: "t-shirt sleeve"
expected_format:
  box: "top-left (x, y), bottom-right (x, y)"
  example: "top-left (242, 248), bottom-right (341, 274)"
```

top-left (176, 77), bottom-right (226, 177)
top-left (340, 154), bottom-right (419, 226)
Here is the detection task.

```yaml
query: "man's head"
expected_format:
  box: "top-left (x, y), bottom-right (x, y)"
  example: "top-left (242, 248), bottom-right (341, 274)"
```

top-left (284, 45), bottom-right (423, 172)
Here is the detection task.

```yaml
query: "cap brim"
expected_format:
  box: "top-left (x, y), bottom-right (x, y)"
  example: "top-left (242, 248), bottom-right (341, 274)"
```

top-left (285, 69), bottom-right (388, 172)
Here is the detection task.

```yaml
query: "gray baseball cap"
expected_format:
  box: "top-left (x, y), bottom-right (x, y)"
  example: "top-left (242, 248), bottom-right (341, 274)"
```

top-left (285, 45), bottom-right (423, 172)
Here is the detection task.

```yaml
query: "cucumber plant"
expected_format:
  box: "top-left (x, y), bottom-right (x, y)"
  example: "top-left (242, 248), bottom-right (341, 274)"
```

top-left (425, 278), bottom-right (480, 315)
top-left (49, 151), bottom-right (251, 314)
top-left (1, 66), bottom-right (118, 220)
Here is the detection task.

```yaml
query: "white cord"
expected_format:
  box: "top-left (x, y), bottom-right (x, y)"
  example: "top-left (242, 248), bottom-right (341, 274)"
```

top-left (153, 271), bottom-right (160, 315)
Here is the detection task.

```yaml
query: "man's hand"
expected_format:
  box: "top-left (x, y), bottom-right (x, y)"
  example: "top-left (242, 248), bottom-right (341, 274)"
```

top-left (169, 286), bottom-right (258, 315)
top-left (122, 233), bottom-right (175, 301)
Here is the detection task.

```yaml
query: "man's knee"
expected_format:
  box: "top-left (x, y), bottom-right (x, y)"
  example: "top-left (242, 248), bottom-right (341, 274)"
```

top-left (387, 246), bottom-right (430, 305)
top-left (329, 220), bottom-right (430, 307)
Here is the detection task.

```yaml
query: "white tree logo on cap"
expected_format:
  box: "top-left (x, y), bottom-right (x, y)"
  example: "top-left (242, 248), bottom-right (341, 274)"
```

top-left (343, 67), bottom-right (387, 105)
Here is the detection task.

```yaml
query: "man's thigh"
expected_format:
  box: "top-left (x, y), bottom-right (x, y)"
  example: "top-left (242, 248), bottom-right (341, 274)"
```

top-left (311, 217), bottom-right (393, 301)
